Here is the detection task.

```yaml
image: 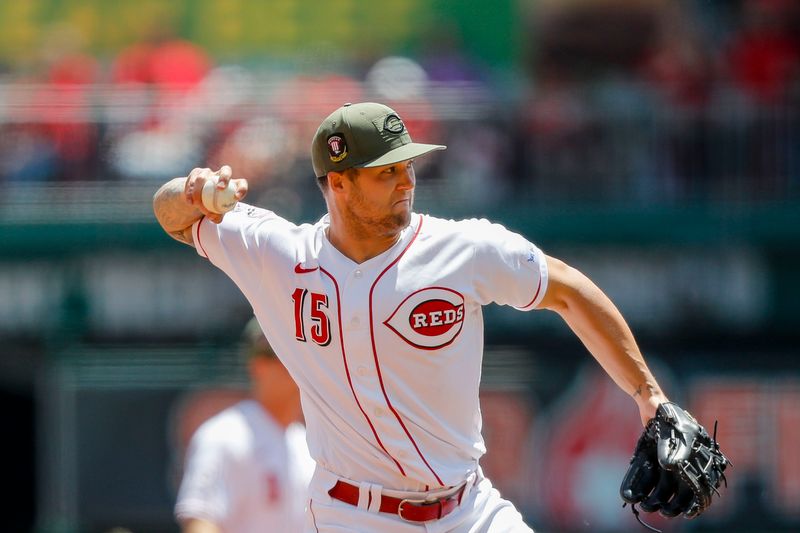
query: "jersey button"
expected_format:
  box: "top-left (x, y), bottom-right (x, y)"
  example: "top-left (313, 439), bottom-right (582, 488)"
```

top-left (374, 407), bottom-right (385, 417)
top-left (351, 316), bottom-right (360, 327)
top-left (354, 269), bottom-right (363, 279)
top-left (357, 366), bottom-right (369, 376)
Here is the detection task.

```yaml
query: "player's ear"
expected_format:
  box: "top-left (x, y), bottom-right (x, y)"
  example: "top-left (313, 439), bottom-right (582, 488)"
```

top-left (327, 170), bottom-right (347, 194)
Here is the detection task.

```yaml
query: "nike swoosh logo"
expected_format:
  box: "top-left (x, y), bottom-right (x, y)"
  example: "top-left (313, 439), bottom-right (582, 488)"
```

top-left (294, 263), bottom-right (319, 274)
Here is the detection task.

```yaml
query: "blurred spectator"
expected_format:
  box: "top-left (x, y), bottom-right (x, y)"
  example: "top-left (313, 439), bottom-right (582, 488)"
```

top-left (517, 1), bottom-right (665, 201)
top-left (207, 112), bottom-right (303, 218)
top-left (219, 73), bottom-right (366, 217)
top-left (0, 0), bottom-right (797, 203)
top-left (637, 3), bottom-right (718, 200)
top-left (5, 23), bottom-right (101, 182)
top-left (0, 123), bottom-right (59, 182)
top-left (720, 0), bottom-right (800, 198)
top-left (417, 20), bottom-right (486, 84)
top-left (201, 64), bottom-right (282, 194)
top-left (174, 318), bottom-right (314, 533)
top-left (533, 0), bottom-right (661, 82)
top-left (433, 116), bottom-right (515, 209)
top-left (112, 25), bottom-right (211, 90)
top-left (364, 57), bottom-right (443, 169)
top-left (638, 3), bottom-right (716, 109)
top-left (107, 24), bottom-right (213, 180)
top-left (42, 36), bottom-right (100, 181)
top-left (517, 75), bottom-right (622, 202)
top-left (725, 0), bottom-right (800, 104)
top-left (366, 56), bottom-right (429, 102)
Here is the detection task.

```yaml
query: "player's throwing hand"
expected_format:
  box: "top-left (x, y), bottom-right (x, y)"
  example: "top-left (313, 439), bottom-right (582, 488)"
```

top-left (184, 165), bottom-right (248, 224)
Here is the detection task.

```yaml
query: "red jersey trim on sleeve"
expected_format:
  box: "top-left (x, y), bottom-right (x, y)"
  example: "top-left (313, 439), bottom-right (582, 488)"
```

top-left (518, 277), bottom-right (542, 310)
top-left (515, 248), bottom-right (549, 310)
top-left (194, 216), bottom-right (210, 259)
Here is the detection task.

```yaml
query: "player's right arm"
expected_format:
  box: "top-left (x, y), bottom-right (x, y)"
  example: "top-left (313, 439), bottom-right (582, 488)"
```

top-left (180, 518), bottom-right (222, 533)
top-left (153, 165), bottom-right (248, 246)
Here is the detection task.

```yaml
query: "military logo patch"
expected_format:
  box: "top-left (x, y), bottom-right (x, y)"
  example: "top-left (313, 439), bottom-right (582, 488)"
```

top-left (384, 287), bottom-right (465, 350)
top-left (383, 114), bottom-right (405, 134)
top-left (327, 134), bottom-right (348, 162)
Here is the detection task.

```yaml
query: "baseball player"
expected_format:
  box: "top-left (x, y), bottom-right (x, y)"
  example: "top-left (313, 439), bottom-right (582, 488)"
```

top-left (175, 318), bottom-right (315, 533)
top-left (154, 102), bottom-right (670, 532)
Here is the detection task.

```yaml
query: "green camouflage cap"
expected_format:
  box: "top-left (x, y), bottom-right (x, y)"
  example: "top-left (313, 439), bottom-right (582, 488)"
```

top-left (311, 102), bottom-right (446, 178)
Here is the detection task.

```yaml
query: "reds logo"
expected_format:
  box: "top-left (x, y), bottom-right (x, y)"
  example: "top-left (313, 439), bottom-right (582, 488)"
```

top-left (384, 287), bottom-right (465, 349)
top-left (383, 114), bottom-right (405, 134)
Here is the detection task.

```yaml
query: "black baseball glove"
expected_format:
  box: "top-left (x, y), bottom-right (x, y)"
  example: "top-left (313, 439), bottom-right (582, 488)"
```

top-left (620, 402), bottom-right (730, 531)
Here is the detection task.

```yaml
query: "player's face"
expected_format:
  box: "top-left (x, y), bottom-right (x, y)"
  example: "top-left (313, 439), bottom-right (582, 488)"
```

top-left (344, 160), bottom-right (416, 237)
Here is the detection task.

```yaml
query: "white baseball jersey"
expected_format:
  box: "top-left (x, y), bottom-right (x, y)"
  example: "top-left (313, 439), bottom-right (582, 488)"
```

top-left (192, 204), bottom-right (548, 492)
top-left (175, 399), bottom-right (315, 533)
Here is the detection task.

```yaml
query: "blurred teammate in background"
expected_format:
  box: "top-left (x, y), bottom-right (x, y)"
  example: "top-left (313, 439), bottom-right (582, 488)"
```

top-left (175, 317), bottom-right (314, 533)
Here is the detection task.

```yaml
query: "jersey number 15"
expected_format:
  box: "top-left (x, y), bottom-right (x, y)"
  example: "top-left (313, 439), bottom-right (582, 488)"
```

top-left (292, 288), bottom-right (331, 346)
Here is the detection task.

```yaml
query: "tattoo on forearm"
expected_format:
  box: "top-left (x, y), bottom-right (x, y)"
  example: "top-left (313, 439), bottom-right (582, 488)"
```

top-left (153, 178), bottom-right (202, 246)
top-left (169, 228), bottom-right (196, 247)
top-left (633, 382), bottom-right (660, 399)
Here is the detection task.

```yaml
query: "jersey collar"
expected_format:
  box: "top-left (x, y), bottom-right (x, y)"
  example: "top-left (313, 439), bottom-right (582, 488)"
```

top-left (316, 213), bottom-right (421, 272)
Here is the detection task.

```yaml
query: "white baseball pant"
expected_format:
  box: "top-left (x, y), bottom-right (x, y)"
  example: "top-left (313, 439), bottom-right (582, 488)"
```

top-left (304, 466), bottom-right (534, 533)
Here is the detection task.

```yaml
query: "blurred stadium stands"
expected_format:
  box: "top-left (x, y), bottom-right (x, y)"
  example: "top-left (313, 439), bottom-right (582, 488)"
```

top-left (1, 0), bottom-right (799, 532)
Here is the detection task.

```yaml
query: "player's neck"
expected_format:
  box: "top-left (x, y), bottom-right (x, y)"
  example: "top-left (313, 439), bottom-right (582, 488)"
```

top-left (326, 218), bottom-right (401, 264)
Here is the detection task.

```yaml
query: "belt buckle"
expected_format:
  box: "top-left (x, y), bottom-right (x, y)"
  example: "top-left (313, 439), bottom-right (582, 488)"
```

top-left (397, 497), bottom-right (439, 523)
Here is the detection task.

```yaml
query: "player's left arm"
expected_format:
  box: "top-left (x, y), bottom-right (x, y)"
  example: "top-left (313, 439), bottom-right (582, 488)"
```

top-left (538, 255), bottom-right (669, 425)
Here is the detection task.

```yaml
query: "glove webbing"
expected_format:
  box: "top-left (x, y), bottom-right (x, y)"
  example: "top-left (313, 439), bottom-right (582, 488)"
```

top-left (623, 419), bottom-right (730, 531)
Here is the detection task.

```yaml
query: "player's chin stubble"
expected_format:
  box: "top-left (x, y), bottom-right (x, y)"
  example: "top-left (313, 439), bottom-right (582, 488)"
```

top-left (346, 194), bottom-right (412, 239)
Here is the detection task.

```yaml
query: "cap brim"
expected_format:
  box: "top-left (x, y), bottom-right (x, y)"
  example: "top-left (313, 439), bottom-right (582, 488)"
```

top-left (358, 142), bottom-right (446, 168)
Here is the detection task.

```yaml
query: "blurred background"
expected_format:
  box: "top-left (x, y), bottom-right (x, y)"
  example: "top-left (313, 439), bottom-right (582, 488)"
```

top-left (1, 0), bottom-right (798, 531)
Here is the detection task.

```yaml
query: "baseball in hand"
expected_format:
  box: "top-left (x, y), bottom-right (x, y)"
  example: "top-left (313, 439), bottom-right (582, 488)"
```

top-left (202, 179), bottom-right (238, 214)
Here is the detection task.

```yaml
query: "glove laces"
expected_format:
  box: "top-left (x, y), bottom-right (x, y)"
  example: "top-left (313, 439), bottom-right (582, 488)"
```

top-left (622, 502), bottom-right (662, 533)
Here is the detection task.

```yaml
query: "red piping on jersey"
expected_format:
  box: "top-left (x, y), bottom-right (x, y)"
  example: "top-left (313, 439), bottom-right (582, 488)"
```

top-left (519, 276), bottom-right (543, 309)
top-left (195, 216), bottom-right (210, 258)
top-left (368, 216), bottom-right (445, 486)
top-left (319, 266), bottom-right (406, 477)
top-left (309, 499), bottom-right (319, 533)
